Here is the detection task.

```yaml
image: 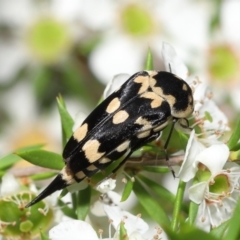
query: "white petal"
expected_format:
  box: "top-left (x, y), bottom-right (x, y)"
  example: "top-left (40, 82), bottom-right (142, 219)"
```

top-left (178, 130), bottom-right (205, 182)
top-left (194, 201), bottom-right (211, 232)
top-left (77, 0), bottom-right (115, 30)
top-left (49, 220), bottom-right (99, 240)
top-left (129, 231), bottom-right (145, 240)
top-left (161, 42), bottom-right (188, 79)
top-left (189, 182), bottom-right (207, 204)
top-left (89, 36), bottom-right (144, 84)
top-left (0, 173), bottom-right (20, 196)
top-left (103, 73), bottom-right (130, 99)
top-left (221, 1), bottom-right (240, 43)
top-left (0, 43), bottom-right (29, 83)
top-left (96, 178), bottom-right (116, 193)
top-left (198, 99), bottom-right (230, 133)
top-left (103, 205), bottom-right (148, 235)
top-left (196, 144), bottom-right (229, 175)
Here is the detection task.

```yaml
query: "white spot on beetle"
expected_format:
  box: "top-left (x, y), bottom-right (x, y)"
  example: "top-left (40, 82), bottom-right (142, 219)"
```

top-left (112, 110), bottom-right (129, 124)
top-left (182, 83), bottom-right (188, 91)
top-left (82, 139), bottom-right (105, 163)
top-left (99, 157), bottom-right (111, 164)
top-left (134, 75), bottom-right (150, 94)
top-left (116, 140), bottom-right (130, 152)
top-left (75, 171), bottom-right (86, 179)
top-left (73, 123), bottom-right (88, 142)
top-left (153, 120), bottom-right (171, 132)
top-left (137, 130), bottom-right (151, 138)
top-left (86, 164), bottom-right (98, 171)
top-left (61, 166), bottom-right (75, 185)
top-left (140, 92), bottom-right (163, 108)
top-left (106, 97), bottom-right (121, 113)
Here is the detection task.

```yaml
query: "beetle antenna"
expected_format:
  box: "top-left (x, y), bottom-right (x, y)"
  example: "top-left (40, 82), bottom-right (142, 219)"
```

top-left (168, 63), bottom-right (172, 73)
top-left (164, 118), bottom-right (176, 178)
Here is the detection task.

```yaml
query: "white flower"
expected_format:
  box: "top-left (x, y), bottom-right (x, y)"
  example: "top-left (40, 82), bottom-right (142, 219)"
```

top-left (84, 0), bottom-right (209, 84)
top-left (0, 0), bottom-right (85, 82)
top-left (177, 130), bottom-right (206, 182)
top-left (49, 220), bottom-right (99, 240)
top-left (161, 42), bottom-right (188, 79)
top-left (96, 178), bottom-right (117, 194)
top-left (188, 148), bottom-right (240, 231)
top-left (101, 191), bottom-right (149, 240)
top-left (0, 173), bottom-right (21, 196)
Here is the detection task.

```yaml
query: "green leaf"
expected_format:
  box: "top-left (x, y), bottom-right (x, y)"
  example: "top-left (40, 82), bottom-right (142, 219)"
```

top-left (40, 230), bottom-right (50, 240)
top-left (58, 199), bottom-right (77, 219)
top-left (0, 154), bottom-right (21, 170)
top-left (57, 95), bottom-right (74, 146)
top-left (142, 166), bottom-right (170, 173)
top-left (138, 174), bottom-right (188, 213)
top-left (145, 47), bottom-right (154, 70)
top-left (59, 188), bottom-right (69, 199)
top-left (228, 118), bottom-right (240, 151)
top-left (188, 201), bottom-right (199, 225)
top-left (30, 172), bottom-right (57, 181)
top-left (16, 144), bottom-right (45, 152)
top-left (121, 176), bottom-right (133, 202)
top-left (224, 198), bottom-right (240, 240)
top-left (120, 221), bottom-right (129, 240)
top-left (15, 149), bottom-right (64, 170)
top-left (165, 223), bottom-right (218, 240)
top-left (230, 142), bottom-right (240, 152)
top-left (133, 176), bottom-right (170, 226)
top-left (76, 185), bottom-right (91, 220)
top-left (210, 221), bottom-right (229, 239)
top-left (171, 180), bottom-right (186, 231)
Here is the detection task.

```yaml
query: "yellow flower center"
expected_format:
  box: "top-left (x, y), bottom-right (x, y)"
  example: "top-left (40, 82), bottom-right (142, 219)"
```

top-left (209, 174), bottom-right (229, 194)
top-left (120, 4), bottom-right (156, 37)
top-left (208, 45), bottom-right (238, 82)
top-left (26, 18), bottom-right (72, 63)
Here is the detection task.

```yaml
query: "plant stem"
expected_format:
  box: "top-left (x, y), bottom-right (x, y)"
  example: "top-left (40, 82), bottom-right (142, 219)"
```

top-left (171, 180), bottom-right (186, 231)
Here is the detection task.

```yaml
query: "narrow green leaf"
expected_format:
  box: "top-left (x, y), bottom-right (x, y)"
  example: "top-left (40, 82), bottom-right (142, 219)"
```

top-left (133, 177), bottom-right (170, 226)
top-left (76, 185), bottom-right (91, 220)
top-left (210, 221), bottom-right (229, 239)
top-left (121, 177), bottom-right (133, 202)
top-left (145, 47), bottom-right (154, 70)
top-left (58, 199), bottom-right (77, 219)
top-left (228, 118), bottom-right (240, 151)
top-left (142, 166), bottom-right (170, 173)
top-left (188, 201), bottom-right (199, 225)
top-left (230, 142), bottom-right (240, 152)
top-left (57, 95), bottom-right (74, 146)
top-left (16, 144), bottom-right (45, 153)
top-left (40, 230), bottom-right (50, 240)
top-left (0, 154), bottom-right (21, 170)
top-left (15, 149), bottom-right (64, 170)
top-left (30, 172), bottom-right (57, 181)
top-left (165, 223), bottom-right (218, 240)
top-left (224, 199), bottom-right (240, 240)
top-left (171, 180), bottom-right (186, 231)
top-left (120, 221), bottom-right (129, 240)
top-left (59, 188), bottom-right (69, 199)
top-left (0, 170), bottom-right (5, 178)
top-left (138, 174), bottom-right (188, 213)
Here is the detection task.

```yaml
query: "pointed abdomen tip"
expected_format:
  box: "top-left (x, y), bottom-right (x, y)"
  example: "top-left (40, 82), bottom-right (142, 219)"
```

top-left (25, 173), bottom-right (69, 208)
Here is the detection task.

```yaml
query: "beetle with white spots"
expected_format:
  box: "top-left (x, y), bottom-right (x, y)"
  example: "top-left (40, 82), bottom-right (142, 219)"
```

top-left (26, 70), bottom-right (194, 207)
